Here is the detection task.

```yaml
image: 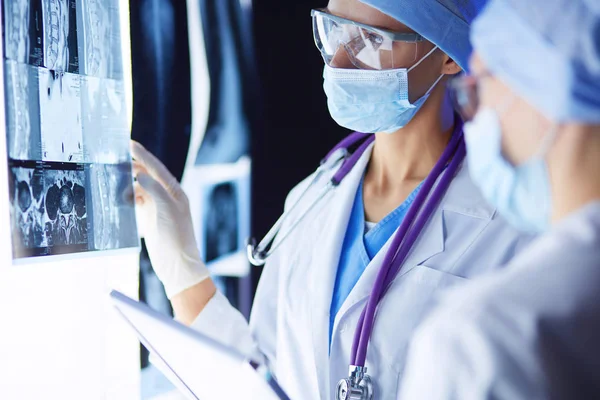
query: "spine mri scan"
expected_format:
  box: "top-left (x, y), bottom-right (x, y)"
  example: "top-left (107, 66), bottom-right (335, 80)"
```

top-left (2, 0), bottom-right (138, 260)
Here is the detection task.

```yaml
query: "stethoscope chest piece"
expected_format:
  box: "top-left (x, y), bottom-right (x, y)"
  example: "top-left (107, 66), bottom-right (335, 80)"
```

top-left (336, 366), bottom-right (373, 400)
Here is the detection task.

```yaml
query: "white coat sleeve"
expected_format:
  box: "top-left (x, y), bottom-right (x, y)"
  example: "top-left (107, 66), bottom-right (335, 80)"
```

top-left (397, 299), bottom-right (547, 400)
top-left (147, 288), bottom-right (272, 397)
top-left (187, 241), bottom-right (284, 369)
top-left (184, 241), bottom-right (282, 371)
top-left (165, 174), bottom-right (316, 374)
top-left (149, 243), bottom-right (280, 379)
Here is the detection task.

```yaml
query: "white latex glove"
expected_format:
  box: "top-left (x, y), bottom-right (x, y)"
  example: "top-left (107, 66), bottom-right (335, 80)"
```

top-left (130, 141), bottom-right (210, 299)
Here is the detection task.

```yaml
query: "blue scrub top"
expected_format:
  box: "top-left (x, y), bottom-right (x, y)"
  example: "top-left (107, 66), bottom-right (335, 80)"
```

top-left (329, 178), bottom-right (422, 346)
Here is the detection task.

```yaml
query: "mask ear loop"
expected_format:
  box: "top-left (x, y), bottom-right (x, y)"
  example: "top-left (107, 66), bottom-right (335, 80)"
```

top-left (422, 73), bottom-right (445, 98)
top-left (408, 45), bottom-right (439, 72)
top-left (407, 45), bottom-right (444, 100)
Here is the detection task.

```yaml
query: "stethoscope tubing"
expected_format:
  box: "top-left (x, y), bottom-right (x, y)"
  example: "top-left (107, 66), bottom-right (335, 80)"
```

top-left (351, 122), bottom-right (466, 366)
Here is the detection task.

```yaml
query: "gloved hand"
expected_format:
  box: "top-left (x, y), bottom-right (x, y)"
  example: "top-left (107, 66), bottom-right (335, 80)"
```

top-left (130, 141), bottom-right (210, 299)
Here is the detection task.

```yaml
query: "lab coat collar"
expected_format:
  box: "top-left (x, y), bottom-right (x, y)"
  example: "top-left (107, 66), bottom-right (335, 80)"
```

top-left (331, 157), bottom-right (496, 340)
top-left (307, 144), bottom-right (496, 396)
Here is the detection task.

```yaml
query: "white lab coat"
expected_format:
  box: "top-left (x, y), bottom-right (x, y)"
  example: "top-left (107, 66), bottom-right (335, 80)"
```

top-left (189, 144), bottom-right (532, 399)
top-left (398, 202), bottom-right (600, 400)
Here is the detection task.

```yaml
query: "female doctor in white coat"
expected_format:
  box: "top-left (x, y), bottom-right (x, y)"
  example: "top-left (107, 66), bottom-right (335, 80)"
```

top-left (131, 0), bottom-right (532, 398)
top-left (399, 0), bottom-right (600, 398)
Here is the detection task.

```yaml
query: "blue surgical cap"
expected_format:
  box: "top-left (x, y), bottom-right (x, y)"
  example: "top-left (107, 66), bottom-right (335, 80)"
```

top-left (472, 0), bottom-right (600, 123)
top-left (359, 0), bottom-right (487, 71)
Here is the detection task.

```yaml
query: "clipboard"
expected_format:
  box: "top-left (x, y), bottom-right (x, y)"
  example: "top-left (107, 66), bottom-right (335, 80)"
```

top-left (110, 290), bottom-right (290, 400)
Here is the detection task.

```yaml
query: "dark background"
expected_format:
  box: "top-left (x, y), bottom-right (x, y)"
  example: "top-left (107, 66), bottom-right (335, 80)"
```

top-left (129, 0), bottom-right (348, 367)
top-left (250, 0), bottom-right (350, 291)
top-left (130, 0), bottom-right (348, 288)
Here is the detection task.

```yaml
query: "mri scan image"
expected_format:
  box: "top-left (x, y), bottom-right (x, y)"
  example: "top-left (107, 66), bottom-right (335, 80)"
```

top-left (81, 76), bottom-right (129, 163)
top-left (86, 163), bottom-right (137, 251)
top-left (3, 0), bottom-right (30, 63)
top-left (43, 166), bottom-right (88, 248)
top-left (4, 61), bottom-right (42, 160)
top-left (203, 181), bottom-right (240, 264)
top-left (9, 161), bottom-right (88, 257)
top-left (76, 0), bottom-right (123, 79)
top-left (41, 0), bottom-right (79, 72)
top-left (2, 0), bottom-right (139, 261)
top-left (9, 165), bottom-right (46, 252)
top-left (2, 0), bottom-right (79, 72)
top-left (38, 68), bottom-right (83, 162)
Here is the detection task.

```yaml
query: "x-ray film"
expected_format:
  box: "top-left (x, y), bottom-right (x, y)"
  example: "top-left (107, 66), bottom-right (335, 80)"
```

top-left (2, 0), bottom-right (139, 262)
top-left (183, 160), bottom-right (251, 277)
top-left (38, 68), bottom-right (83, 162)
top-left (81, 75), bottom-right (129, 163)
top-left (9, 160), bottom-right (88, 257)
top-left (3, 0), bottom-right (79, 72)
top-left (4, 61), bottom-right (41, 160)
top-left (3, 0), bottom-right (30, 64)
top-left (75, 0), bottom-right (122, 78)
top-left (86, 163), bottom-right (138, 251)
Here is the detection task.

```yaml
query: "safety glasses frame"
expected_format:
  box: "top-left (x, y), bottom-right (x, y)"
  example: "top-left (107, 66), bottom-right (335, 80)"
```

top-left (311, 8), bottom-right (424, 43)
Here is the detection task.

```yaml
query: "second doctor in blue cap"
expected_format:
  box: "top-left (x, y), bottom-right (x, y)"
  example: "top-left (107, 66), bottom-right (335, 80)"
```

top-left (400, 0), bottom-right (600, 398)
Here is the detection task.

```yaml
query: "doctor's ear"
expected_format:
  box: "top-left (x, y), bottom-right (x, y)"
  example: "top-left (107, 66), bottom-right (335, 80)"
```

top-left (440, 55), bottom-right (462, 76)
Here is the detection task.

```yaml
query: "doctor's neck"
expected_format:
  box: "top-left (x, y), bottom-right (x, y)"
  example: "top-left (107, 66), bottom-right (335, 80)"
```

top-left (549, 124), bottom-right (600, 222)
top-left (367, 85), bottom-right (455, 187)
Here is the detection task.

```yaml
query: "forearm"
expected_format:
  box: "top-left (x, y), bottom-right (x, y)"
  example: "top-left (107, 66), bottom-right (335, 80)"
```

top-left (170, 278), bottom-right (217, 325)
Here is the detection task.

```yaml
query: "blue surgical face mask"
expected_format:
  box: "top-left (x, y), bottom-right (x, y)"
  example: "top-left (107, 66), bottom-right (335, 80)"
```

top-left (323, 46), bottom-right (443, 134)
top-left (464, 107), bottom-right (556, 233)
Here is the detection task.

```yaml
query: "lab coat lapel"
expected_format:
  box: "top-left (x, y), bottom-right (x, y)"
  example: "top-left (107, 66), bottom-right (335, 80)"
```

top-left (334, 161), bottom-right (491, 322)
top-left (308, 144), bottom-right (374, 398)
top-left (397, 160), bottom-right (494, 277)
top-left (331, 205), bottom-right (445, 329)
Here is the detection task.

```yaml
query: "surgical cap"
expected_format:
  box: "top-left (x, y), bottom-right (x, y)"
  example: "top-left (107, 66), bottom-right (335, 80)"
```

top-left (359, 0), bottom-right (487, 71)
top-left (472, 0), bottom-right (600, 123)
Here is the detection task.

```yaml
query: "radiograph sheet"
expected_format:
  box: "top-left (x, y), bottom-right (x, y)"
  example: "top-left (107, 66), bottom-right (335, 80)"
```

top-left (86, 163), bottom-right (138, 251)
top-left (3, 0), bottom-right (30, 64)
top-left (2, 0), bottom-right (138, 261)
top-left (38, 68), bottom-right (83, 162)
top-left (75, 0), bottom-right (123, 79)
top-left (9, 160), bottom-right (89, 257)
top-left (81, 76), bottom-right (129, 163)
top-left (3, 0), bottom-right (79, 72)
top-left (4, 61), bottom-right (41, 160)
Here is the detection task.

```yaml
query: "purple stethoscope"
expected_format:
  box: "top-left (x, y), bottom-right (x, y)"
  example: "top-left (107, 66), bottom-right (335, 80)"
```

top-left (248, 121), bottom-right (466, 400)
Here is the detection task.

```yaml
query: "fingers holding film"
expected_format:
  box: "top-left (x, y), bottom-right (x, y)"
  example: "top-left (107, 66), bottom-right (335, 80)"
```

top-left (130, 141), bottom-right (180, 195)
top-left (136, 172), bottom-right (171, 205)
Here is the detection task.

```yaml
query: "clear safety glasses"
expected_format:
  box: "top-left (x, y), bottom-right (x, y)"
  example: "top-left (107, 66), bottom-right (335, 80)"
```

top-left (311, 8), bottom-right (424, 70)
top-left (449, 73), bottom-right (493, 121)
